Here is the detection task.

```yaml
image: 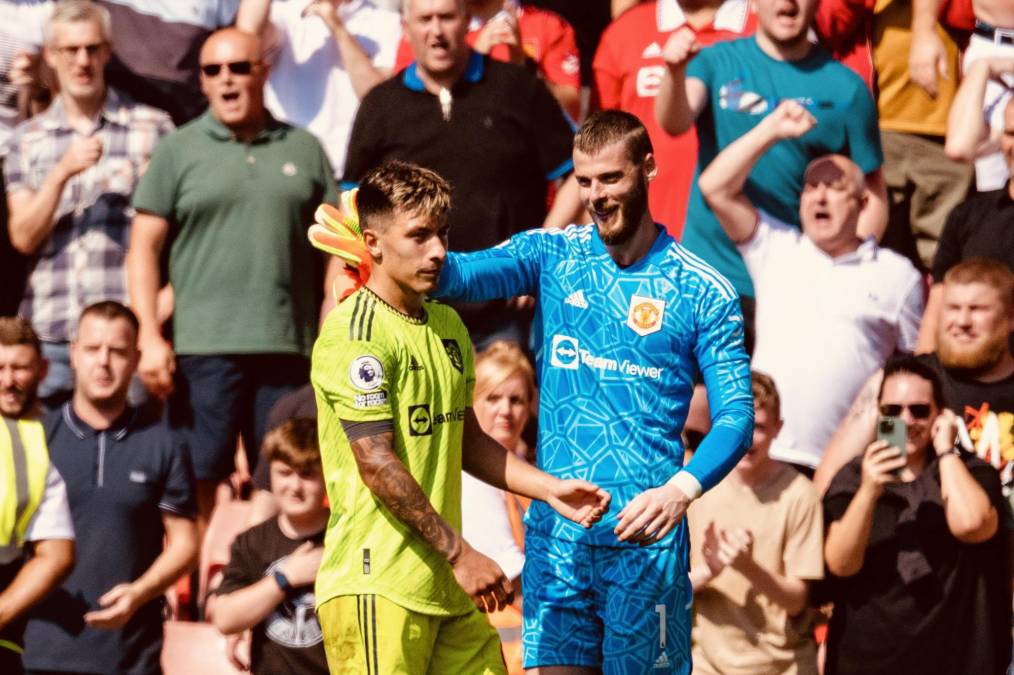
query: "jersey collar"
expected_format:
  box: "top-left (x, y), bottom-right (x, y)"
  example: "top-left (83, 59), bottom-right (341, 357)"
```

top-left (61, 402), bottom-right (135, 441)
top-left (402, 50), bottom-right (486, 92)
top-left (657, 0), bottom-right (751, 33)
top-left (590, 223), bottom-right (671, 272)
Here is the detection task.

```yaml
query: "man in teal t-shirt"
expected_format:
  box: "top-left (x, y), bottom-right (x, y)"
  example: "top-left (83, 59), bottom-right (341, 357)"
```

top-left (127, 28), bottom-right (338, 521)
top-left (654, 0), bottom-right (885, 304)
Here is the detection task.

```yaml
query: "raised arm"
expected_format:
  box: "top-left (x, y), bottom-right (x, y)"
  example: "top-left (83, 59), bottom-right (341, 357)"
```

top-left (813, 369), bottom-right (881, 495)
top-left (461, 409), bottom-right (609, 528)
top-left (824, 440), bottom-right (904, 577)
top-left (857, 169), bottom-right (888, 242)
top-left (945, 59), bottom-right (1014, 161)
top-left (699, 100), bottom-right (816, 244)
top-left (303, 1), bottom-right (388, 99)
top-left (654, 27), bottom-right (707, 136)
top-left (85, 513), bottom-right (198, 629)
top-left (235, 0), bottom-right (271, 35)
top-left (347, 429), bottom-right (512, 612)
top-left (7, 136), bottom-right (102, 254)
top-left (933, 410), bottom-right (999, 543)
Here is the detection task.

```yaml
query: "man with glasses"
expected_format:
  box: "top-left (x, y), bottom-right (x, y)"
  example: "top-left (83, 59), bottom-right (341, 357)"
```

top-left (127, 27), bottom-right (338, 523)
top-left (4, 0), bottom-right (174, 410)
top-left (698, 100), bottom-right (923, 476)
top-left (821, 355), bottom-right (1010, 674)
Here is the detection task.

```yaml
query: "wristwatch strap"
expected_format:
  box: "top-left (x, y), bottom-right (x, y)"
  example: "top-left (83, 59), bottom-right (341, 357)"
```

top-left (273, 569), bottom-right (293, 594)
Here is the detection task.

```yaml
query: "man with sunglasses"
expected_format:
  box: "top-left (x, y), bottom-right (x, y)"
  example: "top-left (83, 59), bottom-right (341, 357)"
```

top-left (821, 355), bottom-right (1010, 675)
top-left (4, 0), bottom-right (174, 410)
top-left (699, 100), bottom-right (923, 477)
top-left (128, 27), bottom-right (338, 524)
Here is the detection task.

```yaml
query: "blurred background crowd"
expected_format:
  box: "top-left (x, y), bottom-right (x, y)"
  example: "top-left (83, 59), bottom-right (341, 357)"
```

top-left (1, 0), bottom-right (1014, 673)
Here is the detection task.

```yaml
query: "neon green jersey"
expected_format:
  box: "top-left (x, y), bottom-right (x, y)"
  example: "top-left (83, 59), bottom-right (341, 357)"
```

top-left (311, 287), bottom-right (475, 616)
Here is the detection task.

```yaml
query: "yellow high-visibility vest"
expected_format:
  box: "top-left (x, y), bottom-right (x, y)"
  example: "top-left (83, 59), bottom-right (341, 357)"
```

top-left (0, 416), bottom-right (49, 550)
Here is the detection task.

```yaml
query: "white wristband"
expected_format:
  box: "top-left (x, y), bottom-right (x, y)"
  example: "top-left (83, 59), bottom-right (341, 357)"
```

top-left (668, 470), bottom-right (702, 501)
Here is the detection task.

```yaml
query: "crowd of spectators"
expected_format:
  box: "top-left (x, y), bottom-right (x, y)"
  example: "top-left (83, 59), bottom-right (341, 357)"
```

top-left (1, 0), bottom-right (1014, 673)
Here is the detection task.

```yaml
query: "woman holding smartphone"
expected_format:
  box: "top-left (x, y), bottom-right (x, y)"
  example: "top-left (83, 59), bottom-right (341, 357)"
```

top-left (820, 355), bottom-right (1010, 675)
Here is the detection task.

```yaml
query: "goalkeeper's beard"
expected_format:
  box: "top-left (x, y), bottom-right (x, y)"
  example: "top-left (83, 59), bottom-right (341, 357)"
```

top-left (596, 178), bottom-right (648, 247)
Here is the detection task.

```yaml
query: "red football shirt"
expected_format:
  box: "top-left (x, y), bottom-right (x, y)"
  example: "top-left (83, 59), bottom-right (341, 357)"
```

top-left (593, 0), bottom-right (756, 239)
top-left (395, 5), bottom-right (580, 89)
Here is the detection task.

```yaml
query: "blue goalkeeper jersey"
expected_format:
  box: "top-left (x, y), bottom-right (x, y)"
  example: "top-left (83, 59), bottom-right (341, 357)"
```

top-left (437, 224), bottom-right (754, 547)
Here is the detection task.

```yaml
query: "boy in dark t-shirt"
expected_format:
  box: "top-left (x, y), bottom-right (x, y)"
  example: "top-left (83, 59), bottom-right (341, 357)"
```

top-left (210, 418), bottom-right (328, 675)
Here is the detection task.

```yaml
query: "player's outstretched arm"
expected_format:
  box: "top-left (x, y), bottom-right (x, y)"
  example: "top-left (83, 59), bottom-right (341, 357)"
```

top-left (435, 231), bottom-right (543, 304)
top-left (461, 409), bottom-right (610, 528)
top-left (349, 430), bottom-right (513, 612)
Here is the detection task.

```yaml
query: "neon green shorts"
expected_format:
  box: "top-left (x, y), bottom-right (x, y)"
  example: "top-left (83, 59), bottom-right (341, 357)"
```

top-left (319, 594), bottom-right (506, 675)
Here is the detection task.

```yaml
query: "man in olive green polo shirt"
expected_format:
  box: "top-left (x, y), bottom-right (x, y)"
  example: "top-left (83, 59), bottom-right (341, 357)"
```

top-left (126, 27), bottom-right (338, 521)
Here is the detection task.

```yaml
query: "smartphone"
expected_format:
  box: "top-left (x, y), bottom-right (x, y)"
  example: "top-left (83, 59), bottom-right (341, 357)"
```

top-left (877, 415), bottom-right (908, 466)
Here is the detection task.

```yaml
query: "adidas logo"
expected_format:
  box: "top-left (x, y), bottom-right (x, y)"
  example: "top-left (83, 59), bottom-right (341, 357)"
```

top-left (642, 41), bottom-right (662, 59)
top-left (564, 289), bottom-right (588, 309)
top-left (408, 355), bottom-right (424, 371)
top-left (653, 652), bottom-right (670, 669)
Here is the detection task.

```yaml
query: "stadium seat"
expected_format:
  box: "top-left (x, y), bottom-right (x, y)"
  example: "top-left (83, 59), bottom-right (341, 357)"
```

top-left (162, 621), bottom-right (243, 674)
top-left (198, 500), bottom-right (254, 611)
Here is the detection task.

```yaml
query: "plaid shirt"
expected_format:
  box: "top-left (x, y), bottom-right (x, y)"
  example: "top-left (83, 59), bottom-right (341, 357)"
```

top-left (5, 88), bottom-right (173, 342)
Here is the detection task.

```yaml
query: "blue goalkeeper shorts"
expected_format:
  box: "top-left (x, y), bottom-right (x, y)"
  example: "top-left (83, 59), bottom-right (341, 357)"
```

top-left (521, 527), bottom-right (692, 674)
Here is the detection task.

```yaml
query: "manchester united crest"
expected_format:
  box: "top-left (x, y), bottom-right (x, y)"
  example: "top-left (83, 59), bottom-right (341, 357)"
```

top-left (442, 339), bottom-right (463, 372)
top-left (626, 295), bottom-right (665, 336)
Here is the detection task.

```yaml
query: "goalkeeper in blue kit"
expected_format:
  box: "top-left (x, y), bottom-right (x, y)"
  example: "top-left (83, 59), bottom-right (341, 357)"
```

top-left (435, 110), bottom-right (755, 674)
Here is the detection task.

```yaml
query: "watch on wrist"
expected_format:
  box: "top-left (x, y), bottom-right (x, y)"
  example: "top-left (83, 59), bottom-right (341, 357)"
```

top-left (273, 569), bottom-right (293, 594)
top-left (938, 443), bottom-right (963, 459)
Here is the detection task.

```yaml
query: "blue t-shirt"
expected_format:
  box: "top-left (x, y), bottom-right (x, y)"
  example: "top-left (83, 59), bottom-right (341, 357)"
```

top-left (683, 37), bottom-right (883, 297)
top-left (437, 225), bottom-right (754, 547)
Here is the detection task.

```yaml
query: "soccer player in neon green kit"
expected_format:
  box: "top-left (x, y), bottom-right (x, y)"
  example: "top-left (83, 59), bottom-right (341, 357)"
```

top-left (311, 161), bottom-right (610, 673)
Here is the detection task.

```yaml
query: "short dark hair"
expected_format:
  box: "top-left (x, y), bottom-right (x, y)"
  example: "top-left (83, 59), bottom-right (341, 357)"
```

top-left (78, 301), bottom-right (139, 335)
top-left (943, 258), bottom-right (1014, 313)
top-left (0, 317), bottom-right (42, 357)
top-left (357, 160), bottom-right (452, 231)
top-left (879, 356), bottom-right (945, 409)
top-left (574, 110), bottom-right (653, 164)
top-left (751, 370), bottom-right (781, 419)
top-left (262, 417), bottom-right (321, 475)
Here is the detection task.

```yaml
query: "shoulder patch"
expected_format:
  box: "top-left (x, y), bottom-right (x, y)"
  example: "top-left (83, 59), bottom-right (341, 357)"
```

top-left (349, 355), bottom-right (384, 391)
top-left (442, 339), bottom-right (463, 373)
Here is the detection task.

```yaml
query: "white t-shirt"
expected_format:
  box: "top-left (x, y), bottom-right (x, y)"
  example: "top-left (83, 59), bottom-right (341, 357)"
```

top-left (262, 0), bottom-right (401, 175)
top-left (461, 473), bottom-right (525, 580)
top-left (740, 211), bottom-right (924, 468)
top-left (0, 464), bottom-right (75, 565)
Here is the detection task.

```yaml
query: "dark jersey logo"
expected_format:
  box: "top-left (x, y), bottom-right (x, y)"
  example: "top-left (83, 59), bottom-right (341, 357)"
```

top-left (409, 404), bottom-right (433, 436)
top-left (443, 339), bottom-right (463, 373)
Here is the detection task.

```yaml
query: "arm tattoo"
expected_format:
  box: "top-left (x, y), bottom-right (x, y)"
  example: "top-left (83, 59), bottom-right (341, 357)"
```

top-left (350, 433), bottom-right (462, 561)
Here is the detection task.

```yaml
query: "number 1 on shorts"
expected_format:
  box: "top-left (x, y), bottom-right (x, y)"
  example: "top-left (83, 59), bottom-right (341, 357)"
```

top-left (655, 604), bottom-right (667, 650)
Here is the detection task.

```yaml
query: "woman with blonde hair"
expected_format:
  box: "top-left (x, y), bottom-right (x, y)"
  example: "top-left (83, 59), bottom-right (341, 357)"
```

top-left (463, 341), bottom-right (536, 593)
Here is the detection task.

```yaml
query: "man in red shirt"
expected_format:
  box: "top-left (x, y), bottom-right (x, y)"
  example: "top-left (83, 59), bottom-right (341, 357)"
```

top-left (592, 0), bottom-right (755, 239)
top-left (394, 0), bottom-right (581, 118)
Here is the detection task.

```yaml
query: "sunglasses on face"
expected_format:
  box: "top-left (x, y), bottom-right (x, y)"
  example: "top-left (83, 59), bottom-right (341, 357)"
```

top-left (200, 61), bottom-right (256, 77)
top-left (879, 403), bottom-right (933, 420)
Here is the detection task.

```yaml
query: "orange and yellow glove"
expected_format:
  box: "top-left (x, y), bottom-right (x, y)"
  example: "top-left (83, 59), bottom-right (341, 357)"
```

top-left (308, 189), bottom-right (370, 302)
